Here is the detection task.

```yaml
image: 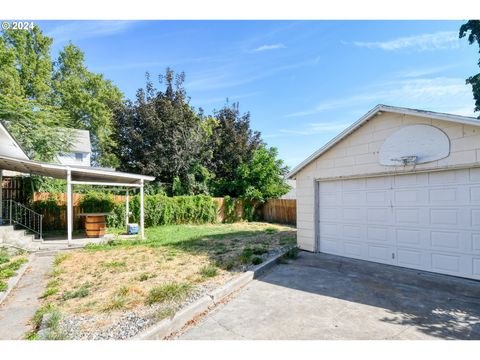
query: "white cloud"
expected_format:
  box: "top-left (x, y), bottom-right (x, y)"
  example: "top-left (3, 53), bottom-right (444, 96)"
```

top-left (396, 64), bottom-right (458, 78)
top-left (353, 31), bottom-right (461, 51)
top-left (278, 122), bottom-right (353, 136)
top-left (186, 56), bottom-right (320, 91)
top-left (252, 43), bottom-right (286, 52)
top-left (286, 77), bottom-right (474, 118)
top-left (47, 21), bottom-right (136, 44)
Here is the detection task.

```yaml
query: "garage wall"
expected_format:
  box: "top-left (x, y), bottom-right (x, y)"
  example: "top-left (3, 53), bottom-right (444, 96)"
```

top-left (295, 112), bottom-right (480, 251)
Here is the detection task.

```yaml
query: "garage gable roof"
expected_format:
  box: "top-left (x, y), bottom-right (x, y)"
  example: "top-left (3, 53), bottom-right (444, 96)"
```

top-left (287, 104), bottom-right (480, 179)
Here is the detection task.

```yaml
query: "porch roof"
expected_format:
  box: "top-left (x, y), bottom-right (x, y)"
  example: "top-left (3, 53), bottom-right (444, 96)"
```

top-left (0, 154), bottom-right (155, 186)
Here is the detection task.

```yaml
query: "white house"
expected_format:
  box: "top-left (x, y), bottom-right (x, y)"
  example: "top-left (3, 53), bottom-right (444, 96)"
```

top-left (288, 104), bottom-right (480, 280)
top-left (57, 129), bottom-right (92, 167)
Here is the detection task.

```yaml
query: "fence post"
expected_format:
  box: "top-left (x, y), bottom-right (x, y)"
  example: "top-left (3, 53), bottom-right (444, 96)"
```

top-left (9, 199), bottom-right (12, 225)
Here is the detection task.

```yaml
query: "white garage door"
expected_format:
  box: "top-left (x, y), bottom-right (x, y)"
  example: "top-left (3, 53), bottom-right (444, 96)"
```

top-left (318, 168), bottom-right (480, 280)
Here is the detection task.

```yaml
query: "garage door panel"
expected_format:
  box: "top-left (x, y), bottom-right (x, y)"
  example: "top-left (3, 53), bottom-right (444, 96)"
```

top-left (365, 176), bottom-right (391, 189)
top-left (472, 209), bottom-right (480, 227)
top-left (366, 191), bottom-right (388, 203)
top-left (319, 207), bottom-right (339, 221)
top-left (431, 253), bottom-right (461, 273)
top-left (395, 208), bottom-right (420, 224)
top-left (343, 241), bottom-right (363, 257)
top-left (342, 224), bottom-right (362, 239)
top-left (319, 192), bottom-right (338, 205)
top-left (396, 228), bottom-right (423, 246)
top-left (342, 191), bottom-right (366, 204)
top-left (431, 231), bottom-right (461, 250)
top-left (393, 172), bottom-right (428, 187)
top-left (428, 170), bottom-right (463, 184)
top-left (342, 208), bottom-right (365, 222)
top-left (342, 178), bottom-right (365, 191)
top-left (396, 248), bottom-right (424, 267)
top-left (367, 244), bottom-right (394, 262)
top-left (367, 226), bottom-right (390, 242)
top-left (473, 234), bottom-right (480, 253)
top-left (318, 168), bottom-right (480, 280)
top-left (319, 223), bottom-right (338, 237)
top-left (429, 188), bottom-right (457, 202)
top-left (470, 187), bottom-right (480, 202)
top-left (473, 258), bottom-right (480, 276)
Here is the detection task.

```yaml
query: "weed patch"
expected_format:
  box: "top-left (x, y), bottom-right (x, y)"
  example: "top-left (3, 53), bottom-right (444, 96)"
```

top-left (146, 282), bottom-right (192, 305)
top-left (62, 283), bottom-right (91, 300)
top-left (251, 256), bottom-right (263, 265)
top-left (136, 272), bottom-right (156, 282)
top-left (199, 265), bottom-right (218, 278)
top-left (284, 247), bottom-right (299, 260)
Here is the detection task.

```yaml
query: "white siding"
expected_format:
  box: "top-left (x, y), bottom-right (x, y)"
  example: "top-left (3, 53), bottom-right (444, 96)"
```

top-left (295, 112), bottom-right (480, 252)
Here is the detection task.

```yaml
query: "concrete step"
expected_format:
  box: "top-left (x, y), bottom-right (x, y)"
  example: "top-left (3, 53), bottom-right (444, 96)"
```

top-left (0, 225), bottom-right (39, 251)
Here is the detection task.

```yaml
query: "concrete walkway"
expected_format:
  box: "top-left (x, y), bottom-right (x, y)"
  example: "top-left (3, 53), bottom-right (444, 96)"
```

top-left (0, 252), bottom-right (55, 340)
top-left (178, 252), bottom-right (480, 340)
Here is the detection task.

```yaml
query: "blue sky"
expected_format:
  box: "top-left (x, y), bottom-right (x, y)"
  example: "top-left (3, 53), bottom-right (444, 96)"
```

top-left (37, 20), bottom-right (479, 168)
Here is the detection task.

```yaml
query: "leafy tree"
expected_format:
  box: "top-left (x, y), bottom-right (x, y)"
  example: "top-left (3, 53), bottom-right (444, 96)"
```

top-left (52, 43), bottom-right (124, 167)
top-left (207, 102), bottom-right (263, 196)
top-left (112, 69), bottom-right (213, 195)
top-left (0, 94), bottom-right (73, 162)
top-left (1, 27), bottom-right (53, 103)
top-left (235, 146), bottom-right (290, 201)
top-left (0, 37), bottom-right (22, 97)
top-left (0, 27), bottom-right (123, 166)
top-left (460, 20), bottom-right (480, 116)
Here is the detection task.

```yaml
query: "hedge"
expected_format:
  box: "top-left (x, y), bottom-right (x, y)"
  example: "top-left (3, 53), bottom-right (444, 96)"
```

top-left (33, 191), bottom-right (256, 231)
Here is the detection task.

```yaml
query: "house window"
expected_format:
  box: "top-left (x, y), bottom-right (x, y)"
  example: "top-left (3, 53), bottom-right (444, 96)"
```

top-left (75, 153), bottom-right (83, 161)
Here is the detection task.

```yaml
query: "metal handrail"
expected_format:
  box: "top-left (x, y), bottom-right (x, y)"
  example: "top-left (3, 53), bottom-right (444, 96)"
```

top-left (1, 199), bottom-right (43, 240)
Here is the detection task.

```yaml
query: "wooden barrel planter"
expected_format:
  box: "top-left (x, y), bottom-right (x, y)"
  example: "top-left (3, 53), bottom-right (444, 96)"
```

top-left (79, 213), bottom-right (110, 238)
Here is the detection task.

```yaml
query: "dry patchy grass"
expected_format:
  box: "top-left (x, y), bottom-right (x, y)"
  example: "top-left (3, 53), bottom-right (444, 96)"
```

top-left (39, 222), bottom-right (296, 332)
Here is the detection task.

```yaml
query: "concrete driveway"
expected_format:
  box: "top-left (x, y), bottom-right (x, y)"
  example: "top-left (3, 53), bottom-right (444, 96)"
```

top-left (178, 252), bottom-right (480, 340)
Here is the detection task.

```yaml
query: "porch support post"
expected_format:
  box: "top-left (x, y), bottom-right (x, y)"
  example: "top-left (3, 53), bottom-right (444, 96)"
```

top-left (125, 189), bottom-right (129, 232)
top-left (66, 167), bottom-right (72, 246)
top-left (140, 179), bottom-right (144, 240)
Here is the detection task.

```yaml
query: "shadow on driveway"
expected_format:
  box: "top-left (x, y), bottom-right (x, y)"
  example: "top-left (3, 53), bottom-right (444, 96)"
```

top-left (179, 252), bottom-right (480, 340)
top-left (259, 252), bottom-right (480, 340)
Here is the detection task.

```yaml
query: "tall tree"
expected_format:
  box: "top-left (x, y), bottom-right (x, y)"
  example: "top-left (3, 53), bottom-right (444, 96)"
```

top-left (112, 69), bottom-right (212, 194)
top-left (53, 43), bottom-right (124, 167)
top-left (1, 27), bottom-right (53, 103)
top-left (460, 20), bottom-right (480, 116)
top-left (207, 102), bottom-right (263, 197)
top-left (0, 37), bottom-right (22, 97)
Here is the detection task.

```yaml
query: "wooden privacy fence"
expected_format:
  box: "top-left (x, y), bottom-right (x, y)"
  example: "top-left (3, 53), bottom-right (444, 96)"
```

top-left (260, 199), bottom-right (296, 226)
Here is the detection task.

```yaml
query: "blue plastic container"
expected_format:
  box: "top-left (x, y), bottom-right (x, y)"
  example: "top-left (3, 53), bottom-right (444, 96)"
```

top-left (127, 223), bottom-right (139, 235)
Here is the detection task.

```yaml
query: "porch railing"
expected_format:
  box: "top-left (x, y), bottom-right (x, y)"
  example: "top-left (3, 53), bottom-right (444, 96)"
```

top-left (1, 199), bottom-right (43, 240)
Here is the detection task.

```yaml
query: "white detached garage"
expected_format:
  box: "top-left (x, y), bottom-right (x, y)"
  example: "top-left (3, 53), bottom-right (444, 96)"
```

top-left (288, 105), bottom-right (480, 280)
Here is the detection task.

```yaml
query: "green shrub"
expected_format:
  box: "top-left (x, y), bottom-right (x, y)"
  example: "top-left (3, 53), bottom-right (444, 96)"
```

top-left (80, 191), bottom-right (115, 213)
top-left (0, 280), bottom-right (7, 292)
